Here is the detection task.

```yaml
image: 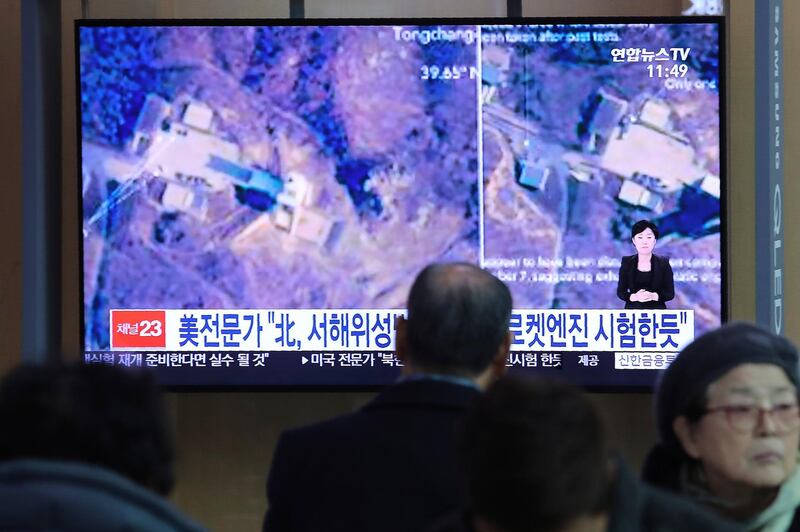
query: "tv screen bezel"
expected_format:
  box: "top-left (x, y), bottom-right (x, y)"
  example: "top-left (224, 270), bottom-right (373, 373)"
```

top-left (74, 15), bottom-right (727, 393)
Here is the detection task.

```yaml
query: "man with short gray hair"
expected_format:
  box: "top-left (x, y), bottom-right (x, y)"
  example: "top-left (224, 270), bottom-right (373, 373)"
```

top-left (263, 262), bottom-right (512, 532)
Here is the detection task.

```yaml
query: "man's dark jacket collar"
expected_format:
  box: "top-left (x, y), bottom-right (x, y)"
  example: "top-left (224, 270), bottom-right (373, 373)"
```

top-left (364, 378), bottom-right (481, 412)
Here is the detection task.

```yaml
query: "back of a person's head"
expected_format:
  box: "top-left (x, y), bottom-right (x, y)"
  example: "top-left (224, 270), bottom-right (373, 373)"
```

top-left (405, 262), bottom-right (512, 375)
top-left (0, 363), bottom-right (175, 495)
top-left (461, 376), bottom-right (610, 532)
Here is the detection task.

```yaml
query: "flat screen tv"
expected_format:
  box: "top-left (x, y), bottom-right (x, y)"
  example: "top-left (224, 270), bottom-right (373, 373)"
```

top-left (77, 17), bottom-right (725, 388)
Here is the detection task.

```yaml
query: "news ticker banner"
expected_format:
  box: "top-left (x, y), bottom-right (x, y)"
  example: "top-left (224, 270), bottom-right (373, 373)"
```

top-left (106, 309), bottom-right (693, 372)
top-left (85, 350), bottom-right (678, 373)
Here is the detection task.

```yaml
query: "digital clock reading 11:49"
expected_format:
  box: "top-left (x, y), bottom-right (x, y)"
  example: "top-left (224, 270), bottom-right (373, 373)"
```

top-left (647, 64), bottom-right (689, 78)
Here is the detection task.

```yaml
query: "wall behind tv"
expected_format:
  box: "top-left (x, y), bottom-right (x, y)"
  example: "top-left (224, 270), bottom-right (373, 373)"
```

top-left (0, 1), bottom-right (22, 377)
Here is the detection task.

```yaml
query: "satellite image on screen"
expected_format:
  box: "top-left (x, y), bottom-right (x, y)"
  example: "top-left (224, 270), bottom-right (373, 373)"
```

top-left (80, 25), bottom-right (480, 350)
top-left (480, 23), bottom-right (722, 333)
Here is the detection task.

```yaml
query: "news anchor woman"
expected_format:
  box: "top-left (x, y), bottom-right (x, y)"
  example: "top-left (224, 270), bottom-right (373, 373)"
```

top-left (616, 219), bottom-right (674, 309)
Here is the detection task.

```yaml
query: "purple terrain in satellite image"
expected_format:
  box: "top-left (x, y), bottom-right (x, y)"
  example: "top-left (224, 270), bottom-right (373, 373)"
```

top-left (81, 25), bottom-right (480, 349)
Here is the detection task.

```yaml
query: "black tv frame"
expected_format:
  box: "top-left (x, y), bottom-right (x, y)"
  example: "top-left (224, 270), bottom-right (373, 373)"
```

top-left (75, 16), bottom-right (727, 393)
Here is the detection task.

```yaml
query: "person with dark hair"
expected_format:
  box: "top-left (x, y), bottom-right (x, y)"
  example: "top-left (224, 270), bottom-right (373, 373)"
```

top-left (643, 322), bottom-right (800, 530)
top-left (433, 376), bottom-right (738, 532)
top-left (0, 363), bottom-right (204, 532)
top-left (263, 262), bottom-right (513, 532)
top-left (616, 219), bottom-right (674, 309)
